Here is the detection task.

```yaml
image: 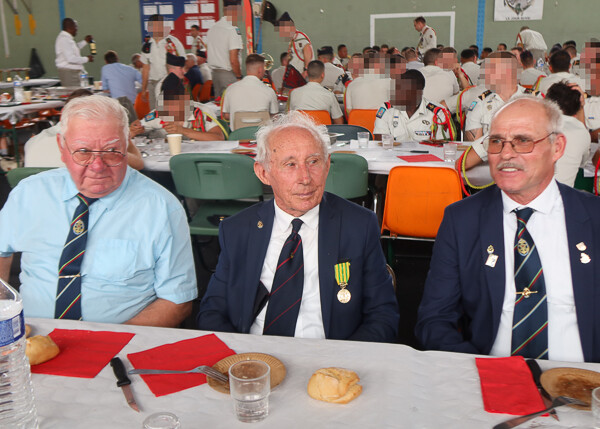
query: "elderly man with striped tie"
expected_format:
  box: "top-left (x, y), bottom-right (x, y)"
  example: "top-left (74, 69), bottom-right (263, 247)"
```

top-left (197, 111), bottom-right (399, 342)
top-left (416, 96), bottom-right (600, 362)
top-left (0, 95), bottom-right (197, 327)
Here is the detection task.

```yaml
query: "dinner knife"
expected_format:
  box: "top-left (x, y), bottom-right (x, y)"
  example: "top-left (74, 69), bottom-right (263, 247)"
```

top-left (525, 359), bottom-right (558, 421)
top-left (110, 357), bottom-right (140, 412)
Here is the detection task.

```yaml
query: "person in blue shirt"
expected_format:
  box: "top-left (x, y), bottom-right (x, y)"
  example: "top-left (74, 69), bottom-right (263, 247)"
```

top-left (184, 53), bottom-right (204, 91)
top-left (101, 50), bottom-right (142, 104)
top-left (0, 95), bottom-right (197, 327)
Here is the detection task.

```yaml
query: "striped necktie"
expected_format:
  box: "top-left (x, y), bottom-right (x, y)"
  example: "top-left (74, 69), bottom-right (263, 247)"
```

top-left (263, 218), bottom-right (304, 336)
top-left (511, 207), bottom-right (548, 359)
top-left (55, 193), bottom-right (98, 320)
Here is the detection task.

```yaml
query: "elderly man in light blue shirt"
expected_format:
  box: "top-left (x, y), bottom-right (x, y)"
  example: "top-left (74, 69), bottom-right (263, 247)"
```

top-left (0, 95), bottom-right (197, 327)
top-left (101, 50), bottom-right (142, 104)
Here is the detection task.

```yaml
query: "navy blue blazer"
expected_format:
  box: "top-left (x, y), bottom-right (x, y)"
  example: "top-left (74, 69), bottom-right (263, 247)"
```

top-left (416, 183), bottom-right (600, 362)
top-left (197, 192), bottom-right (399, 343)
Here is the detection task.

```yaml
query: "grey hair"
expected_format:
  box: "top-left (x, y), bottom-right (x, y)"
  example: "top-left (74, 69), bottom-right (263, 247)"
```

top-left (58, 95), bottom-right (129, 148)
top-left (492, 95), bottom-right (564, 141)
top-left (185, 53), bottom-right (197, 65)
top-left (255, 111), bottom-right (330, 167)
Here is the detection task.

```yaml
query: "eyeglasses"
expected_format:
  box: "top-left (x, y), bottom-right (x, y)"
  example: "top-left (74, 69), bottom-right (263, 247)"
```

top-left (70, 148), bottom-right (125, 167)
top-left (483, 132), bottom-right (555, 154)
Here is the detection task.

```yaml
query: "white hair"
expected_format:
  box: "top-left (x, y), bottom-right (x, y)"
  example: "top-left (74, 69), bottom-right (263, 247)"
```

top-left (59, 95), bottom-right (129, 148)
top-left (492, 95), bottom-right (564, 141)
top-left (255, 111), bottom-right (330, 167)
top-left (185, 53), bottom-right (197, 65)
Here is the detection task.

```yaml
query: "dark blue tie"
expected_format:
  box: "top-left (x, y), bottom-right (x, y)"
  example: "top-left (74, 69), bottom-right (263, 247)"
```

top-left (55, 193), bottom-right (97, 320)
top-left (511, 208), bottom-right (548, 359)
top-left (263, 218), bottom-right (304, 336)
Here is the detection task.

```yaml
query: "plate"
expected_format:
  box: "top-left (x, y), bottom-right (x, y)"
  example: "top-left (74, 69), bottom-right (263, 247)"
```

top-left (540, 367), bottom-right (600, 409)
top-left (334, 150), bottom-right (357, 154)
top-left (377, 141), bottom-right (402, 147)
top-left (231, 148), bottom-right (256, 155)
top-left (207, 352), bottom-right (286, 394)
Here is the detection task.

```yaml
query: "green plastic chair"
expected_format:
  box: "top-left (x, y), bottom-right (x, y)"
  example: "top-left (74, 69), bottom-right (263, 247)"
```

top-left (228, 126), bottom-right (261, 141)
top-left (325, 153), bottom-right (369, 199)
top-left (169, 153), bottom-right (264, 236)
top-left (326, 124), bottom-right (372, 141)
top-left (6, 167), bottom-right (55, 188)
top-left (574, 168), bottom-right (594, 193)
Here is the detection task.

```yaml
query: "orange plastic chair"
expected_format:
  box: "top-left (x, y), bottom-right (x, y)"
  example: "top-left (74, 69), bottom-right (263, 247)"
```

top-left (199, 80), bottom-right (212, 102)
top-left (298, 110), bottom-right (332, 125)
top-left (347, 109), bottom-right (377, 134)
top-left (191, 83), bottom-right (202, 101)
top-left (381, 166), bottom-right (463, 239)
top-left (134, 92), bottom-right (151, 120)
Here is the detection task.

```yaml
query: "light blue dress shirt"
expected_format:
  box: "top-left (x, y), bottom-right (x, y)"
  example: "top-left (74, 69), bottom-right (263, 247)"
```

top-left (101, 62), bottom-right (142, 104)
top-left (0, 167), bottom-right (197, 323)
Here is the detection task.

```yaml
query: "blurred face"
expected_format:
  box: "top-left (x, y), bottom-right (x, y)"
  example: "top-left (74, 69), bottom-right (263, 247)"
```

top-left (497, 44), bottom-right (506, 51)
top-left (488, 102), bottom-right (565, 205)
top-left (160, 95), bottom-right (189, 121)
top-left (190, 27), bottom-right (199, 38)
top-left (277, 22), bottom-right (295, 38)
top-left (581, 45), bottom-right (600, 94)
top-left (59, 117), bottom-right (128, 199)
top-left (439, 52), bottom-right (457, 69)
top-left (254, 127), bottom-right (330, 217)
top-left (393, 78), bottom-right (421, 107)
top-left (149, 20), bottom-right (165, 38)
top-left (484, 57), bottom-right (517, 89)
top-left (338, 47), bottom-right (348, 58)
top-left (348, 56), bottom-right (363, 77)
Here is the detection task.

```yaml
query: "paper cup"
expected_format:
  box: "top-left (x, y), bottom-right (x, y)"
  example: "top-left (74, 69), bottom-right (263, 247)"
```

top-left (23, 91), bottom-right (32, 102)
top-left (167, 134), bottom-right (182, 155)
top-left (93, 81), bottom-right (102, 90)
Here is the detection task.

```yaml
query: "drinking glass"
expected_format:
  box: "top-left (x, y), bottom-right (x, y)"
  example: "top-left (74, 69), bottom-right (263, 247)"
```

top-left (443, 142), bottom-right (457, 162)
top-left (382, 134), bottom-right (394, 150)
top-left (229, 360), bottom-right (270, 423)
top-left (357, 132), bottom-right (369, 149)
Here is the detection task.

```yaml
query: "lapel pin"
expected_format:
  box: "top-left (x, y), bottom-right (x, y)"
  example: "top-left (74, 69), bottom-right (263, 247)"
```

top-left (580, 253), bottom-right (591, 264)
top-left (487, 245), bottom-right (494, 254)
top-left (576, 242), bottom-right (587, 251)
top-left (257, 221), bottom-right (263, 229)
top-left (485, 254), bottom-right (498, 268)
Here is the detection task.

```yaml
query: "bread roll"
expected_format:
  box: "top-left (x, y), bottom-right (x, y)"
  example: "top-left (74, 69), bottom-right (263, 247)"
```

top-left (307, 367), bottom-right (362, 404)
top-left (25, 335), bottom-right (60, 365)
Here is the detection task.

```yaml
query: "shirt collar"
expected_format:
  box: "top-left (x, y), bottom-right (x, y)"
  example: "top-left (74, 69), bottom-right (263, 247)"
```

top-left (501, 179), bottom-right (560, 216)
top-left (60, 30), bottom-right (73, 40)
top-left (61, 166), bottom-right (133, 210)
top-left (273, 199), bottom-right (320, 233)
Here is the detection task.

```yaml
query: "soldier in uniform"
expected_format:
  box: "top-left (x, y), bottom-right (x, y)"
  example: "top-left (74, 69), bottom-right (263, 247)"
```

top-left (317, 46), bottom-right (345, 93)
top-left (344, 52), bottom-right (392, 115)
top-left (519, 50), bottom-right (546, 87)
top-left (414, 16), bottom-right (437, 57)
top-left (374, 70), bottom-right (454, 141)
top-left (189, 24), bottom-right (207, 54)
top-left (536, 50), bottom-right (584, 97)
top-left (516, 26), bottom-right (548, 69)
top-left (276, 12), bottom-right (314, 79)
top-left (140, 14), bottom-right (186, 111)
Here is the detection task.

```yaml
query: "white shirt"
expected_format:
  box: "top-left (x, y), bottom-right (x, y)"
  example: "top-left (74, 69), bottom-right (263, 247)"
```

top-left (406, 60), bottom-right (424, 70)
top-left (199, 63), bottom-right (212, 83)
top-left (191, 35), bottom-right (206, 53)
top-left (288, 31), bottom-right (313, 73)
top-left (222, 75), bottom-right (278, 130)
top-left (444, 84), bottom-right (487, 115)
top-left (322, 62), bottom-right (345, 93)
top-left (250, 202), bottom-right (325, 338)
top-left (420, 65), bottom-right (459, 104)
top-left (555, 115), bottom-right (591, 187)
top-left (344, 74), bottom-right (391, 113)
top-left (55, 30), bottom-right (88, 70)
top-left (538, 72), bottom-right (584, 97)
top-left (417, 25), bottom-right (437, 55)
top-left (24, 125), bottom-right (64, 168)
top-left (140, 36), bottom-right (186, 81)
top-left (271, 66), bottom-right (286, 92)
top-left (518, 29), bottom-right (548, 51)
top-left (489, 180), bottom-right (584, 362)
top-left (206, 17), bottom-right (243, 71)
top-left (289, 81), bottom-right (343, 119)
top-left (584, 95), bottom-right (600, 132)
top-left (373, 99), bottom-right (450, 141)
top-left (461, 61), bottom-right (481, 86)
top-left (465, 85), bottom-right (528, 134)
top-left (519, 67), bottom-right (546, 87)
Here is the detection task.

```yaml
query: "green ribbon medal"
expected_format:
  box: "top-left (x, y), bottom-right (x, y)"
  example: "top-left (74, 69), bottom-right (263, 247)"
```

top-left (334, 261), bottom-right (351, 303)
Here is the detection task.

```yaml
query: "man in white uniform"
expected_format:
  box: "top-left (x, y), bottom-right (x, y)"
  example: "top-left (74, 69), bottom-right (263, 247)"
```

top-left (414, 16), bottom-right (436, 57)
top-left (195, 51), bottom-right (212, 84)
top-left (206, 0), bottom-right (243, 97)
top-left (289, 61), bottom-right (344, 124)
top-left (460, 49), bottom-right (481, 86)
top-left (276, 12), bottom-right (314, 79)
top-left (517, 26), bottom-right (548, 69)
top-left (271, 52), bottom-right (289, 93)
top-left (374, 70), bottom-right (454, 141)
top-left (344, 52), bottom-right (391, 115)
top-left (189, 25), bottom-right (207, 54)
top-left (537, 50), bottom-right (584, 97)
top-left (420, 48), bottom-right (460, 104)
top-left (405, 48), bottom-right (424, 71)
top-left (55, 18), bottom-right (94, 86)
top-left (317, 46), bottom-right (345, 93)
top-left (222, 54), bottom-right (279, 130)
top-left (519, 50), bottom-right (546, 88)
top-left (140, 14), bottom-right (185, 111)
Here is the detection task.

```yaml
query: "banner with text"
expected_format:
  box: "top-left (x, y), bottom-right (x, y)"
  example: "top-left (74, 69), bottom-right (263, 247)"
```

top-left (494, 0), bottom-right (544, 21)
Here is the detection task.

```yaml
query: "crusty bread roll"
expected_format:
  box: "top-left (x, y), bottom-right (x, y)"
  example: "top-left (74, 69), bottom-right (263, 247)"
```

top-left (307, 367), bottom-right (362, 404)
top-left (25, 335), bottom-right (60, 365)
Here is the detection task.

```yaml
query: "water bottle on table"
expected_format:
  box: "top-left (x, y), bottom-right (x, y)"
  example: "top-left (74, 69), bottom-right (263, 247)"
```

top-left (0, 278), bottom-right (38, 428)
top-left (13, 76), bottom-right (24, 102)
top-left (79, 71), bottom-right (88, 88)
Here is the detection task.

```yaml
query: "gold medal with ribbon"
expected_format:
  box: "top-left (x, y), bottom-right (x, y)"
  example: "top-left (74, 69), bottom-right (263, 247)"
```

top-left (334, 260), bottom-right (351, 304)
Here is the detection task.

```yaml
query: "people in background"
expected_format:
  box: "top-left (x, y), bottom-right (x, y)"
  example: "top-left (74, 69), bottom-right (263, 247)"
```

top-left (276, 11), bottom-right (314, 79)
top-left (55, 17), bottom-right (94, 86)
top-left (414, 16), bottom-right (437, 56)
top-left (101, 50), bottom-right (142, 104)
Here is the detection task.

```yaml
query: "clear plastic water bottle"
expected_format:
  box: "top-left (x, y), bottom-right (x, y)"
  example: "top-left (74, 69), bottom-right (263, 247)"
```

top-left (13, 76), bottom-right (24, 102)
top-left (79, 71), bottom-right (88, 88)
top-left (0, 278), bottom-right (38, 428)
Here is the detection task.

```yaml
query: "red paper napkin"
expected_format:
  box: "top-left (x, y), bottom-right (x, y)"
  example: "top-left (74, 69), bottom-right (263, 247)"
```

top-left (31, 329), bottom-right (134, 378)
top-left (476, 356), bottom-right (546, 415)
top-left (239, 141), bottom-right (256, 148)
top-left (127, 334), bottom-right (236, 397)
top-left (397, 154), bottom-right (443, 162)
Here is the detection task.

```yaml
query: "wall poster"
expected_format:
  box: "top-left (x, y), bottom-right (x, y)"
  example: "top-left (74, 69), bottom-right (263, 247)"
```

top-left (494, 0), bottom-right (544, 21)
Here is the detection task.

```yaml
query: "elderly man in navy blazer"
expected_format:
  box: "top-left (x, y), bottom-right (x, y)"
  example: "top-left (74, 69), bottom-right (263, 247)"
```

top-left (416, 96), bottom-right (600, 362)
top-left (197, 112), bottom-right (399, 342)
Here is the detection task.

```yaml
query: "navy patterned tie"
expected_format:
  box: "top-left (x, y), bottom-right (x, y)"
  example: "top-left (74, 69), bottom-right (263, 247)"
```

top-left (511, 208), bottom-right (548, 359)
top-left (263, 218), bottom-right (304, 336)
top-left (55, 193), bottom-right (98, 320)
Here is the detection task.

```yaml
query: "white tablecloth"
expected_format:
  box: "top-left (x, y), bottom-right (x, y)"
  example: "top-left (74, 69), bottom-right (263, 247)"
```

top-left (0, 100), bottom-right (64, 124)
top-left (28, 318), bottom-right (598, 428)
top-left (140, 139), bottom-right (493, 184)
top-left (0, 79), bottom-right (60, 90)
